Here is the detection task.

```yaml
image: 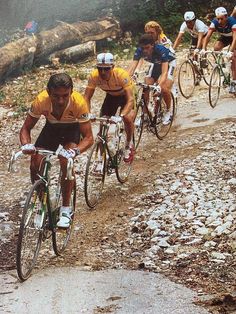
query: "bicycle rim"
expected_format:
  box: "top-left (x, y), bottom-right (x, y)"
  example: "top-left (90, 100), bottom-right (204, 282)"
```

top-left (115, 131), bottom-right (132, 183)
top-left (202, 52), bottom-right (215, 86)
top-left (133, 102), bottom-right (144, 150)
top-left (178, 60), bottom-right (195, 98)
top-left (84, 142), bottom-right (106, 208)
top-left (52, 181), bottom-right (76, 256)
top-left (16, 180), bottom-right (45, 281)
top-left (154, 94), bottom-right (175, 140)
top-left (209, 66), bottom-right (221, 108)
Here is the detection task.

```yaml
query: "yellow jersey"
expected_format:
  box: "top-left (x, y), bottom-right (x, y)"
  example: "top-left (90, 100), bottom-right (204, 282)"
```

top-left (87, 67), bottom-right (134, 96)
top-left (29, 90), bottom-right (89, 124)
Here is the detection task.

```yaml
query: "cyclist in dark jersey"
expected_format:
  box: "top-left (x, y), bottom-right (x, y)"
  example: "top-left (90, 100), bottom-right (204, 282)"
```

top-left (202, 7), bottom-right (236, 92)
top-left (129, 34), bottom-right (176, 125)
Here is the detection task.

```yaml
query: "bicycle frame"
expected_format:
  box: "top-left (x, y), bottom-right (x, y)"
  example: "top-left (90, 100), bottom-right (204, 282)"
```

top-left (214, 53), bottom-right (231, 86)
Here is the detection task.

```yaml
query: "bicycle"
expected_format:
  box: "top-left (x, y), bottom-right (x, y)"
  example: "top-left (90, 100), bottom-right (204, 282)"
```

top-left (133, 81), bottom-right (176, 149)
top-left (208, 50), bottom-right (235, 108)
top-left (84, 115), bottom-right (132, 208)
top-left (8, 148), bottom-right (76, 281)
top-left (178, 48), bottom-right (215, 98)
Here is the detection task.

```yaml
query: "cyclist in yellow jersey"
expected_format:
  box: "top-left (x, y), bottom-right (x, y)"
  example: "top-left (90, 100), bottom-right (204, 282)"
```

top-left (84, 52), bottom-right (135, 163)
top-left (20, 73), bottom-right (94, 228)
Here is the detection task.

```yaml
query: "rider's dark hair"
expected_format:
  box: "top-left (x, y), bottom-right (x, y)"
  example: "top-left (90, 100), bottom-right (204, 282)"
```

top-left (47, 73), bottom-right (73, 90)
top-left (139, 34), bottom-right (155, 46)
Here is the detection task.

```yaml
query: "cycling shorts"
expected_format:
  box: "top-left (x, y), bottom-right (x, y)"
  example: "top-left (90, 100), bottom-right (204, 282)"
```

top-left (35, 121), bottom-right (81, 151)
top-left (100, 93), bottom-right (135, 116)
top-left (218, 35), bottom-right (232, 47)
top-left (146, 60), bottom-right (176, 81)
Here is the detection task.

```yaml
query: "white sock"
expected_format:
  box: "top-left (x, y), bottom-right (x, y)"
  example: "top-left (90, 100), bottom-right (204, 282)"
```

top-left (60, 206), bottom-right (71, 214)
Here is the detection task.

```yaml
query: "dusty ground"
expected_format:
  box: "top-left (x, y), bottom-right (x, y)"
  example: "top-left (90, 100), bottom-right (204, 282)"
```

top-left (0, 58), bottom-right (236, 313)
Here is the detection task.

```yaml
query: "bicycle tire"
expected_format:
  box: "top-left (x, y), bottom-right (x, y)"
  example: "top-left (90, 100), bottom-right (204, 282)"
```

top-left (154, 93), bottom-right (175, 140)
top-left (133, 101), bottom-right (144, 150)
top-left (16, 179), bottom-right (46, 281)
top-left (202, 52), bottom-right (216, 86)
top-left (209, 65), bottom-right (221, 108)
top-left (115, 128), bottom-right (132, 183)
top-left (84, 142), bottom-right (106, 208)
top-left (51, 180), bottom-right (76, 256)
top-left (178, 60), bottom-right (195, 98)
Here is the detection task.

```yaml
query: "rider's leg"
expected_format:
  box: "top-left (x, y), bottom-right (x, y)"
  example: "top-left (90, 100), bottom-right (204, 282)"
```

top-left (232, 50), bottom-right (236, 81)
top-left (123, 109), bottom-right (136, 144)
top-left (159, 79), bottom-right (173, 111)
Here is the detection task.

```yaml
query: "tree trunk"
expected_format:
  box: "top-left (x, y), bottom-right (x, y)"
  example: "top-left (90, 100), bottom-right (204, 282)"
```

top-left (0, 17), bottom-right (120, 83)
top-left (49, 41), bottom-right (96, 64)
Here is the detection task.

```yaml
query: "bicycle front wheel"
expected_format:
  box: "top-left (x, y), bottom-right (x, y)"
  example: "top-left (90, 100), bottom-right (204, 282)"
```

top-left (133, 101), bottom-right (144, 150)
top-left (84, 142), bottom-right (106, 208)
top-left (16, 179), bottom-right (46, 281)
top-left (209, 66), bottom-right (221, 108)
top-left (51, 180), bottom-right (76, 256)
top-left (178, 60), bottom-right (195, 98)
top-left (115, 130), bottom-right (132, 183)
top-left (154, 93), bottom-right (175, 140)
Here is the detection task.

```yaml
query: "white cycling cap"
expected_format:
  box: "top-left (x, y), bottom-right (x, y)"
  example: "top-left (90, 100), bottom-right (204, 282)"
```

top-left (184, 11), bottom-right (195, 21)
top-left (215, 7), bottom-right (227, 17)
top-left (97, 52), bottom-right (114, 65)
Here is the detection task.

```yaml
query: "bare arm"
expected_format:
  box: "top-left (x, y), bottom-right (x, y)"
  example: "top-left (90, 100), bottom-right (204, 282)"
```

top-left (230, 31), bottom-right (236, 51)
top-left (196, 32), bottom-right (205, 49)
top-left (20, 114), bottom-right (39, 145)
top-left (158, 62), bottom-right (169, 86)
top-left (121, 87), bottom-right (134, 116)
top-left (202, 29), bottom-right (214, 50)
top-left (127, 60), bottom-right (139, 76)
top-left (77, 121), bottom-right (94, 152)
top-left (173, 33), bottom-right (184, 50)
top-left (84, 87), bottom-right (95, 111)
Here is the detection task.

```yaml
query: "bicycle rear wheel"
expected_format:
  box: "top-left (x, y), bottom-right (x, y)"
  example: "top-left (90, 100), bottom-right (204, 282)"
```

top-left (51, 179), bottom-right (76, 256)
top-left (202, 52), bottom-right (216, 85)
top-left (115, 129), bottom-right (132, 183)
top-left (154, 93), bottom-right (175, 140)
top-left (133, 101), bottom-right (144, 150)
top-left (16, 179), bottom-right (46, 281)
top-left (209, 66), bottom-right (221, 108)
top-left (178, 60), bottom-right (195, 98)
top-left (84, 142), bottom-right (106, 208)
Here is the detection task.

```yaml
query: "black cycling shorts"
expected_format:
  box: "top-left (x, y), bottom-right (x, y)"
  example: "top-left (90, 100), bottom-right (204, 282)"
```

top-left (100, 94), bottom-right (127, 116)
top-left (35, 121), bottom-right (81, 151)
top-left (218, 35), bottom-right (232, 47)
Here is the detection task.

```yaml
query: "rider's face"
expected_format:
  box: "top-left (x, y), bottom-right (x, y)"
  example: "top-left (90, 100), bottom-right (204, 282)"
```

top-left (48, 87), bottom-right (72, 108)
top-left (216, 15), bottom-right (227, 26)
top-left (145, 27), bottom-right (158, 41)
top-left (141, 44), bottom-right (154, 58)
top-left (186, 20), bottom-right (195, 29)
top-left (97, 65), bottom-right (113, 80)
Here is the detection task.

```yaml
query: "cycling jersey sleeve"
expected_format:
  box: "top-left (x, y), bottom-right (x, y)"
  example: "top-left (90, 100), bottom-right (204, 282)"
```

top-left (133, 47), bottom-right (143, 61)
top-left (29, 94), bottom-right (44, 118)
top-left (118, 71), bottom-right (134, 90)
top-left (195, 20), bottom-right (208, 33)
top-left (179, 22), bottom-right (187, 33)
top-left (87, 69), bottom-right (98, 89)
top-left (210, 20), bottom-right (217, 31)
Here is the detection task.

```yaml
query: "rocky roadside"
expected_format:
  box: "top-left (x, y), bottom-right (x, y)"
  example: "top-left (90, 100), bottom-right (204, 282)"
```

top-left (0, 59), bottom-right (235, 313)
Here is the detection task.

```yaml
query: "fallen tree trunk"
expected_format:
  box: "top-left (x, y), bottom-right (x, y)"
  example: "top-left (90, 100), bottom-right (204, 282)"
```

top-left (49, 41), bottom-right (96, 64)
top-left (0, 17), bottom-right (120, 83)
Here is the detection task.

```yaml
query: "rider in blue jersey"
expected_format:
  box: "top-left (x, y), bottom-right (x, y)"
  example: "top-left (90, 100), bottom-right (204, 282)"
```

top-left (202, 7), bottom-right (236, 92)
top-left (130, 34), bottom-right (176, 125)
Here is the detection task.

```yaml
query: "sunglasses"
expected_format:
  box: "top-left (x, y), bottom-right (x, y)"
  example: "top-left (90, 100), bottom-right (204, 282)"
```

top-left (97, 66), bottom-right (112, 71)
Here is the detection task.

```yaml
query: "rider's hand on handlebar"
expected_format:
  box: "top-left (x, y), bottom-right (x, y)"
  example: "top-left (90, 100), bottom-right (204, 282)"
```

top-left (21, 143), bottom-right (36, 155)
top-left (110, 115), bottom-right (123, 124)
top-left (226, 51), bottom-right (233, 59)
top-left (200, 49), bottom-right (206, 56)
top-left (57, 147), bottom-right (76, 159)
top-left (194, 48), bottom-right (199, 55)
